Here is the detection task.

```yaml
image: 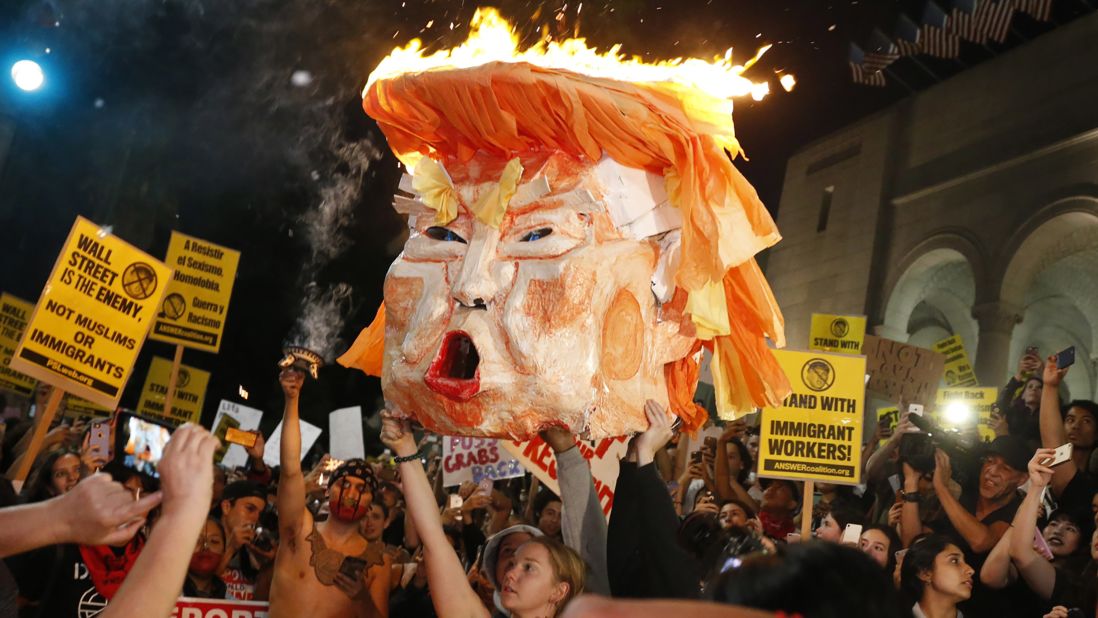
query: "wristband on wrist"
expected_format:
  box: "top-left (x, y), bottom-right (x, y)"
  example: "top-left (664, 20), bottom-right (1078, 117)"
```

top-left (393, 450), bottom-right (421, 464)
top-left (900, 489), bottom-right (921, 503)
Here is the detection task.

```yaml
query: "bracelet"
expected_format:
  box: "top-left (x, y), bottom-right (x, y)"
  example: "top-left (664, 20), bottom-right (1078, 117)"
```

top-left (393, 451), bottom-right (421, 464)
top-left (900, 489), bottom-right (920, 503)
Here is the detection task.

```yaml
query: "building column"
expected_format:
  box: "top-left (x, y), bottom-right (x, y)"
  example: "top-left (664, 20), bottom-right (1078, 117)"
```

top-left (872, 324), bottom-right (909, 342)
top-left (972, 301), bottom-right (1022, 387)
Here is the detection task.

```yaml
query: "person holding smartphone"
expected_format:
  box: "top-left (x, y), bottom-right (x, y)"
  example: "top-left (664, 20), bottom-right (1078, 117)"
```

top-left (996, 348), bottom-right (1045, 443)
top-left (381, 412), bottom-right (587, 618)
top-left (267, 367), bottom-right (391, 618)
top-left (217, 480), bottom-right (268, 600)
top-left (1040, 356), bottom-right (1098, 515)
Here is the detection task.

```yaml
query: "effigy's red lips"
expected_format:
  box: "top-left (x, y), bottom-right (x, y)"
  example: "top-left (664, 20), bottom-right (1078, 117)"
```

top-left (424, 331), bottom-right (481, 401)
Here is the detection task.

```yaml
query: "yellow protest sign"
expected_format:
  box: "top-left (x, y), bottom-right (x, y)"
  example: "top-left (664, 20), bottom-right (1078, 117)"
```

top-left (877, 406), bottom-right (899, 448)
top-left (63, 395), bottom-right (113, 420)
top-left (935, 387), bottom-right (997, 443)
top-left (809, 313), bottom-right (867, 354)
top-left (11, 217), bottom-right (171, 409)
top-left (136, 356), bottom-right (210, 426)
top-left (151, 232), bottom-right (240, 353)
top-left (933, 335), bottom-right (978, 387)
top-left (0, 293), bottom-right (36, 395)
top-left (758, 349), bottom-right (866, 485)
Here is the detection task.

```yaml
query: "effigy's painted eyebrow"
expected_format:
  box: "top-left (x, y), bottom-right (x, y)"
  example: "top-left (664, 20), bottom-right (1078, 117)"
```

top-left (510, 185), bottom-right (601, 216)
top-left (392, 195), bottom-right (434, 217)
top-left (509, 175), bottom-right (551, 208)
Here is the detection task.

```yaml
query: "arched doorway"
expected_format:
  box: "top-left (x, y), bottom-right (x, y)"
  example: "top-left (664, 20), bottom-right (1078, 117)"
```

top-left (999, 204), bottom-right (1098, 399)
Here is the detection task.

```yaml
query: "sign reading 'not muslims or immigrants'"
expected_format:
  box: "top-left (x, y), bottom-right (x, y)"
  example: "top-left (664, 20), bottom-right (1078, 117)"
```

top-left (11, 217), bottom-right (170, 409)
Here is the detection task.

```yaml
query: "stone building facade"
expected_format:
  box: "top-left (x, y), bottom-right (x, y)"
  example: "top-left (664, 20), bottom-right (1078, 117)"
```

top-left (766, 11), bottom-right (1098, 401)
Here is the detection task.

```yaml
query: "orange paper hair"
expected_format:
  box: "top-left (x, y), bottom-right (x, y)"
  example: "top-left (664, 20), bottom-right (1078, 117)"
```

top-left (337, 302), bottom-right (385, 376)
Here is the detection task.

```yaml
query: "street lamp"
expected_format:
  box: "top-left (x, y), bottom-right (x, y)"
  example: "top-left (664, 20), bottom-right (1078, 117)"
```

top-left (10, 60), bottom-right (44, 92)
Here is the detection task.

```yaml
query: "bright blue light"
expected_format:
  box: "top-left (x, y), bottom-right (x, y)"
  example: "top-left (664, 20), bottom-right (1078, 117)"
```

top-left (11, 60), bottom-right (45, 92)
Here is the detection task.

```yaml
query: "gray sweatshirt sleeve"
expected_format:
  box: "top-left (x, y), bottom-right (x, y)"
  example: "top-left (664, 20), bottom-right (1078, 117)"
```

top-left (555, 446), bottom-right (611, 595)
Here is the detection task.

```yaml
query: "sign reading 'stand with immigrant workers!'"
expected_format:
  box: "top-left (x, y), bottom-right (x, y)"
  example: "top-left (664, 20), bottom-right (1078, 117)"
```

top-left (808, 313), bottom-right (867, 355)
top-left (11, 217), bottom-right (171, 409)
top-left (758, 349), bottom-right (866, 485)
top-left (137, 355), bottom-right (211, 426)
top-left (151, 231), bottom-right (240, 353)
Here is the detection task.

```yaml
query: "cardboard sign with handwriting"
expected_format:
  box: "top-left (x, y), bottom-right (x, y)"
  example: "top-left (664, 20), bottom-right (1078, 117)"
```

top-left (863, 335), bottom-right (945, 407)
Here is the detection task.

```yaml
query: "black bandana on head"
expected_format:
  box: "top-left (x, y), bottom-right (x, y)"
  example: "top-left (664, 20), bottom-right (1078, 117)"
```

top-left (328, 459), bottom-right (378, 494)
top-left (328, 459), bottom-right (377, 523)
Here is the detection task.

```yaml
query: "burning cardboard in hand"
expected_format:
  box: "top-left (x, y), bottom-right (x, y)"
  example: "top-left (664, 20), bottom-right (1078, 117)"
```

top-left (279, 345), bottom-right (324, 380)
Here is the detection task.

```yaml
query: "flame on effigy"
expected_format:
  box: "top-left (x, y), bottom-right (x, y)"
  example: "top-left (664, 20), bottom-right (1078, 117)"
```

top-left (367, 7), bottom-right (792, 106)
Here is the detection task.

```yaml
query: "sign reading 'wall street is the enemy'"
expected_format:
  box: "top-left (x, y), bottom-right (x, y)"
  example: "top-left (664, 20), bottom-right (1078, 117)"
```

top-left (151, 232), bottom-right (240, 353)
top-left (758, 349), bottom-right (866, 485)
top-left (11, 217), bottom-right (171, 409)
top-left (0, 293), bottom-right (35, 395)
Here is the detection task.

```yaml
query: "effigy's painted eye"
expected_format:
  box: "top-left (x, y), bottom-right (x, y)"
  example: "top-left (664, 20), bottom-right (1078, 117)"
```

top-left (426, 226), bottom-right (467, 243)
top-left (519, 228), bottom-right (553, 242)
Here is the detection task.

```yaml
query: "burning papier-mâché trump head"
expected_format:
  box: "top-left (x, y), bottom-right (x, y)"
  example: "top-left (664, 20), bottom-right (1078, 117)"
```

top-left (339, 9), bottom-right (793, 439)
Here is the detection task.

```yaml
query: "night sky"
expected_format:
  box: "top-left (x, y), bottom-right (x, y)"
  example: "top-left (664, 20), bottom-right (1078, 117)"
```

top-left (0, 0), bottom-right (1084, 450)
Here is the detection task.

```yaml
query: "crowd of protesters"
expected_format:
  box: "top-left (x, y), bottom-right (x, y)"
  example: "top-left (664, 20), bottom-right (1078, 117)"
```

top-left (0, 346), bottom-right (1095, 618)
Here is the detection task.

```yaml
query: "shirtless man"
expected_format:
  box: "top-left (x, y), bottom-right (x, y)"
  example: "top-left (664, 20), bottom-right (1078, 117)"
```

top-left (269, 368), bottom-right (391, 617)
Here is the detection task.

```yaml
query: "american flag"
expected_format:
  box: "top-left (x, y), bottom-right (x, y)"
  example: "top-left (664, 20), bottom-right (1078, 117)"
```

top-left (894, 14), bottom-right (922, 56)
top-left (948, 0), bottom-right (982, 43)
top-left (977, 0), bottom-right (1015, 43)
top-left (920, 1), bottom-right (963, 58)
top-left (865, 29), bottom-right (900, 71)
top-left (849, 43), bottom-right (887, 87)
top-left (850, 64), bottom-right (887, 87)
top-left (1015, 0), bottom-right (1053, 21)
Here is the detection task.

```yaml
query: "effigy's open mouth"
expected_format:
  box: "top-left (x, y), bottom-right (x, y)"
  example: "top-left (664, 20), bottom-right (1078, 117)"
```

top-left (424, 331), bottom-right (481, 401)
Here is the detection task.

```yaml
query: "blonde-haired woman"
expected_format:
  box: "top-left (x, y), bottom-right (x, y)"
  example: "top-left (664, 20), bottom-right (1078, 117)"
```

top-left (381, 412), bottom-right (585, 618)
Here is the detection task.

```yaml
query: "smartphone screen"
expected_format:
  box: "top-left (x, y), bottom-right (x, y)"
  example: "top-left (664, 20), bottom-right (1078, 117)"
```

top-left (1041, 443), bottom-right (1073, 467)
top-left (476, 478), bottom-right (493, 497)
top-left (118, 415), bottom-right (172, 479)
top-left (841, 523), bottom-right (863, 545)
top-left (1033, 529), bottom-right (1054, 561)
top-left (87, 420), bottom-right (112, 462)
top-left (339, 556), bottom-right (368, 580)
top-left (1057, 346), bottom-right (1076, 369)
top-left (224, 427), bottom-right (258, 448)
top-left (448, 494), bottom-right (463, 510)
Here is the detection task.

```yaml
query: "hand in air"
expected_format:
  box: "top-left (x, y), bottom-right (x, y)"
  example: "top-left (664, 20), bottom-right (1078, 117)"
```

top-left (1043, 355), bottom-right (1068, 387)
top-left (634, 400), bottom-right (675, 467)
top-left (279, 368), bottom-right (304, 400)
top-left (55, 473), bottom-right (163, 547)
top-left (380, 411), bottom-right (418, 458)
top-left (1027, 448), bottom-right (1057, 489)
